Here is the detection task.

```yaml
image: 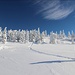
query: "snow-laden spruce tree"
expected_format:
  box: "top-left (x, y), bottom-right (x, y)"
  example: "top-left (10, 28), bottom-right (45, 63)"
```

top-left (13, 30), bottom-right (18, 42)
top-left (50, 31), bottom-right (57, 44)
top-left (41, 31), bottom-right (45, 38)
top-left (59, 30), bottom-right (66, 39)
top-left (68, 31), bottom-right (71, 39)
top-left (32, 30), bottom-right (37, 43)
top-left (25, 30), bottom-right (29, 43)
top-left (33, 28), bottom-right (42, 44)
top-left (0, 27), bottom-right (2, 42)
top-left (7, 30), bottom-right (17, 42)
top-left (29, 29), bottom-right (38, 43)
top-left (71, 31), bottom-right (75, 44)
top-left (19, 30), bottom-right (26, 43)
top-left (16, 29), bottom-right (21, 42)
top-left (0, 27), bottom-right (2, 36)
top-left (37, 28), bottom-right (41, 43)
top-left (55, 31), bottom-right (58, 39)
top-left (44, 30), bottom-right (47, 37)
top-left (41, 30), bottom-right (48, 43)
top-left (29, 30), bottom-right (34, 42)
top-left (28, 28), bottom-right (42, 44)
top-left (2, 27), bottom-right (7, 44)
top-left (41, 31), bottom-right (45, 43)
top-left (7, 29), bottom-right (13, 42)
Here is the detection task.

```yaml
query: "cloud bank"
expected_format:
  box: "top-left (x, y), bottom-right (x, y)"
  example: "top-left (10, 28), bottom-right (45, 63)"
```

top-left (34, 0), bottom-right (75, 20)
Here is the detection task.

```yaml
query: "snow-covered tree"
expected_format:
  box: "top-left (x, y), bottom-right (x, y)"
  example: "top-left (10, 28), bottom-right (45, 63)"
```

top-left (25, 30), bottom-right (29, 43)
top-left (2, 27), bottom-right (7, 44)
top-left (59, 30), bottom-right (66, 39)
top-left (44, 30), bottom-right (47, 37)
top-left (7, 30), bottom-right (13, 42)
top-left (32, 30), bottom-right (37, 43)
top-left (50, 32), bottom-right (57, 44)
top-left (16, 29), bottom-right (21, 42)
top-left (71, 31), bottom-right (75, 44)
top-left (19, 30), bottom-right (26, 43)
top-left (29, 30), bottom-right (34, 42)
top-left (41, 31), bottom-right (45, 38)
top-left (68, 31), bottom-right (71, 39)
top-left (0, 27), bottom-right (2, 42)
top-left (37, 28), bottom-right (41, 43)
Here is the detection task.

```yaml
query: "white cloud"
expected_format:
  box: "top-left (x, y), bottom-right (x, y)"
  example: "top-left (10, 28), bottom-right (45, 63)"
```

top-left (35, 0), bottom-right (75, 20)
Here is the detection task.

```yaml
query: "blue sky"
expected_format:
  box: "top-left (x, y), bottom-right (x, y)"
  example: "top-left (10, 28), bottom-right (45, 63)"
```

top-left (0, 0), bottom-right (75, 34)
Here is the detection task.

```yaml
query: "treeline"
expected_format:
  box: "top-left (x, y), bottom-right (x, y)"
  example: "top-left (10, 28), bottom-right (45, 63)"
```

top-left (0, 27), bottom-right (74, 44)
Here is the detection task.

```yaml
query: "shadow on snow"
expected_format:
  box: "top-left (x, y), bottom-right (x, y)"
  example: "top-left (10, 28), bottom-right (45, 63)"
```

top-left (29, 48), bottom-right (75, 64)
top-left (30, 48), bottom-right (75, 60)
top-left (30, 59), bottom-right (75, 64)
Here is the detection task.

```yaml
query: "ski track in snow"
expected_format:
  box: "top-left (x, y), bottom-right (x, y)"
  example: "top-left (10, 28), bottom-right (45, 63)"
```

top-left (29, 44), bottom-right (75, 75)
top-left (30, 48), bottom-right (75, 60)
top-left (29, 48), bottom-right (75, 64)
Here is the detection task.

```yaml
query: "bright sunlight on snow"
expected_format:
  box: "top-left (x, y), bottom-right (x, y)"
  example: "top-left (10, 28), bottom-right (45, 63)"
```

top-left (0, 41), bottom-right (75, 75)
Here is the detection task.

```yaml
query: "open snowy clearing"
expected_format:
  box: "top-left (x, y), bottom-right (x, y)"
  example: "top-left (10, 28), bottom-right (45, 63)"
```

top-left (0, 42), bottom-right (75, 75)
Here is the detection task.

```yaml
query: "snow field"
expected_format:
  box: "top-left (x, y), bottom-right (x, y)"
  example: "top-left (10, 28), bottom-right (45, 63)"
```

top-left (0, 42), bottom-right (75, 75)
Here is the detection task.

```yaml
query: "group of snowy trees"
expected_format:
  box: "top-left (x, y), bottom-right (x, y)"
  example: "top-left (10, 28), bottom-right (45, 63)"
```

top-left (0, 27), bottom-right (47, 44)
top-left (50, 30), bottom-right (75, 44)
top-left (0, 27), bottom-right (75, 44)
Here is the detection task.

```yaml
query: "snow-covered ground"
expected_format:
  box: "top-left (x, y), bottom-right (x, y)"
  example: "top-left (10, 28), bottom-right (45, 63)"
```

top-left (0, 42), bottom-right (75, 75)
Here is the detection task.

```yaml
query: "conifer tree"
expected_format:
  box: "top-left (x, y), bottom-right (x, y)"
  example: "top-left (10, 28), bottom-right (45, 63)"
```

top-left (68, 31), bottom-right (71, 39)
top-left (2, 27), bottom-right (7, 44)
top-left (71, 30), bottom-right (75, 44)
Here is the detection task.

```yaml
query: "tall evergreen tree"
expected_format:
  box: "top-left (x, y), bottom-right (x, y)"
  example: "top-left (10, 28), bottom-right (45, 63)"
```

top-left (2, 27), bottom-right (7, 43)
